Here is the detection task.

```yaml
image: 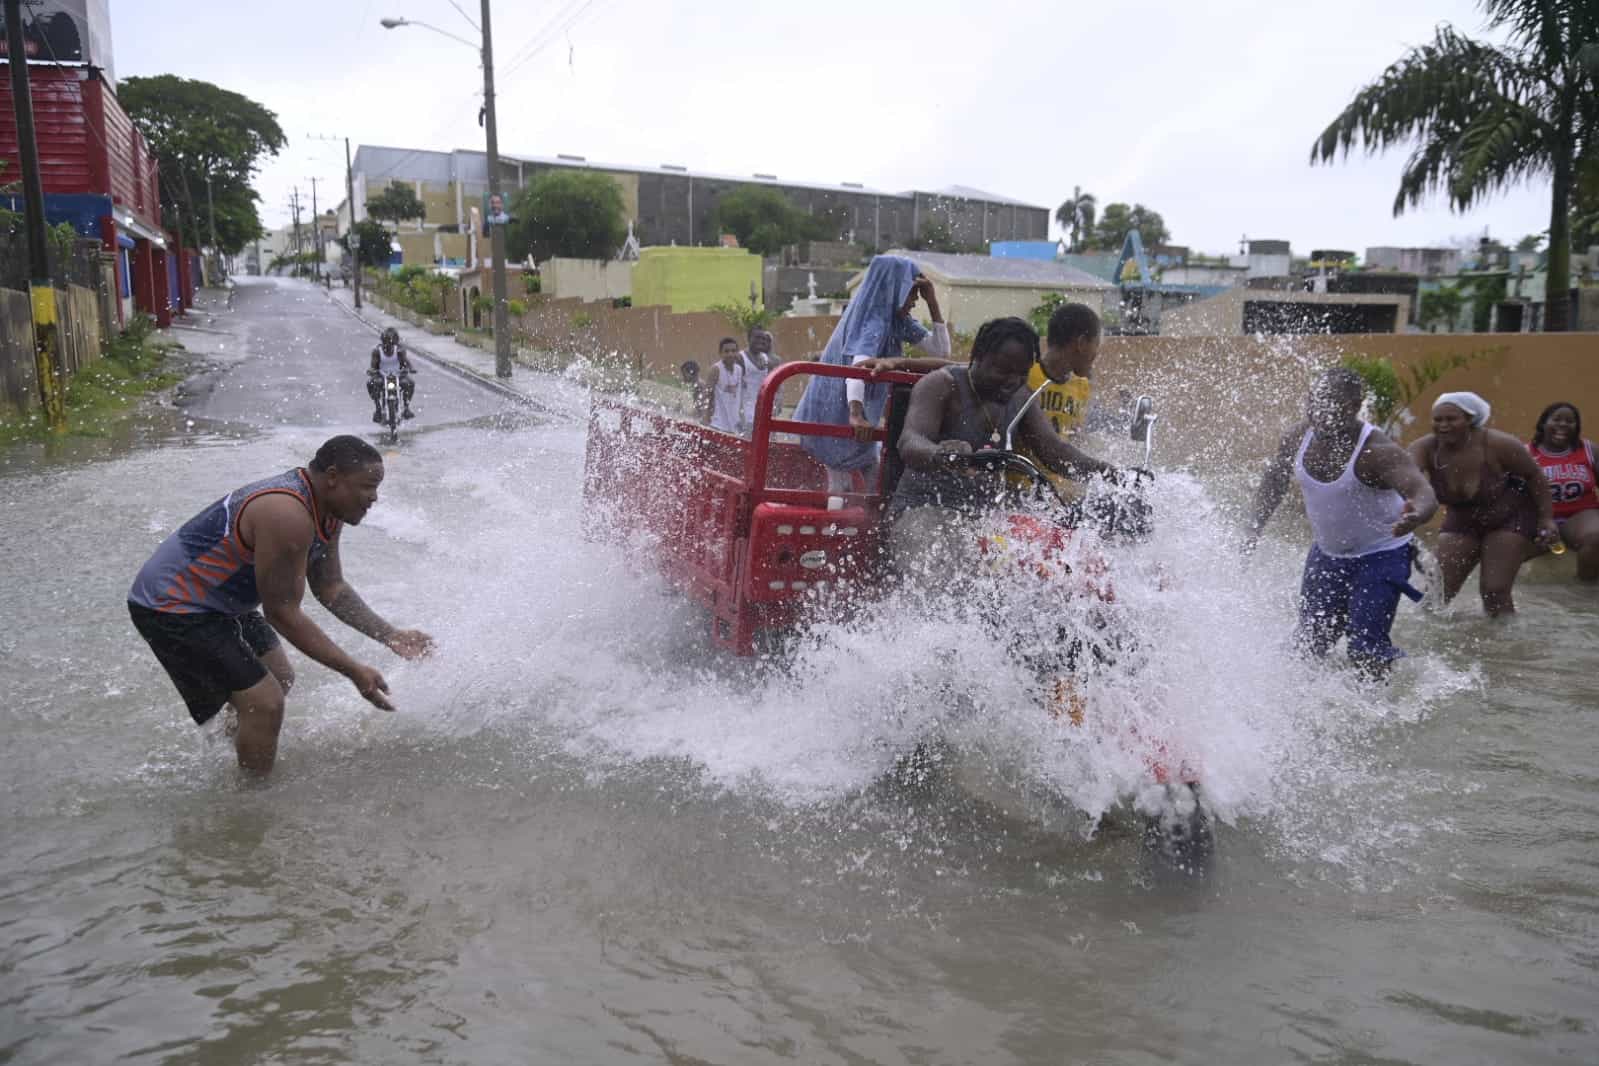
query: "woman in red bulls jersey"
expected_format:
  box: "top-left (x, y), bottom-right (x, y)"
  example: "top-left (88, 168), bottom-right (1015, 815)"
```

top-left (1529, 402), bottom-right (1599, 581)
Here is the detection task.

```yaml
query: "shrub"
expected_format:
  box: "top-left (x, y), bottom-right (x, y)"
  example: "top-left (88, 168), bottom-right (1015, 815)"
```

top-left (1340, 347), bottom-right (1501, 434)
top-left (709, 301), bottom-right (777, 335)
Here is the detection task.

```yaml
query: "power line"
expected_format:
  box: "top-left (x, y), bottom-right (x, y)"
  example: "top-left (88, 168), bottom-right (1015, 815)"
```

top-left (499, 0), bottom-right (605, 82)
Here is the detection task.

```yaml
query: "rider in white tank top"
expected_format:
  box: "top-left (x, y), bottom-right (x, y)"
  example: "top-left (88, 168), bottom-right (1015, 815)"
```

top-left (1294, 422), bottom-right (1410, 557)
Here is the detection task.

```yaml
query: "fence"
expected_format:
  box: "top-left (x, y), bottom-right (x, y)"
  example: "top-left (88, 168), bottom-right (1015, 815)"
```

top-left (0, 229), bottom-right (104, 293)
top-left (0, 230), bottom-right (122, 419)
top-left (0, 288), bottom-right (37, 419)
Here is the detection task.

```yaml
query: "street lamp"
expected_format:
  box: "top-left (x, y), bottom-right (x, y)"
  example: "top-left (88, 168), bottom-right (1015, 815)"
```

top-left (381, 3), bottom-right (513, 379)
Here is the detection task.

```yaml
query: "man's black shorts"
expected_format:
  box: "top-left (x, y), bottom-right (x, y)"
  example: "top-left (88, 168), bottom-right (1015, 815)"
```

top-left (128, 602), bottom-right (281, 725)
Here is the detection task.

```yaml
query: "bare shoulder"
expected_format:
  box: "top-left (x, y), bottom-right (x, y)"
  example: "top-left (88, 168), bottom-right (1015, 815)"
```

top-left (1361, 425), bottom-right (1410, 457)
top-left (239, 491), bottom-right (314, 551)
top-left (910, 366), bottom-right (955, 396)
top-left (1485, 428), bottom-right (1529, 453)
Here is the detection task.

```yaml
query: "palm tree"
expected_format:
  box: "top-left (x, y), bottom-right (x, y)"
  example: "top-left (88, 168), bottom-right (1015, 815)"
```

top-left (1055, 187), bottom-right (1097, 253)
top-left (1310, 0), bottom-right (1598, 331)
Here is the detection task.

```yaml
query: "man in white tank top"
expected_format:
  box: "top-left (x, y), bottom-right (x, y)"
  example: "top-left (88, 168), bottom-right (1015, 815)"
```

top-left (701, 337), bottom-right (747, 434)
top-left (1244, 369), bottom-right (1438, 676)
top-left (739, 327), bottom-right (778, 430)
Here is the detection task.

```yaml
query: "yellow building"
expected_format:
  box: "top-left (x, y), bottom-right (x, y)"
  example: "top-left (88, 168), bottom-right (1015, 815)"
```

top-left (632, 247), bottom-right (762, 313)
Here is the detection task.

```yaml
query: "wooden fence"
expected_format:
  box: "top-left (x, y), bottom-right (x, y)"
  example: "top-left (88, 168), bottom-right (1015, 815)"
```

top-left (0, 288), bottom-right (38, 418)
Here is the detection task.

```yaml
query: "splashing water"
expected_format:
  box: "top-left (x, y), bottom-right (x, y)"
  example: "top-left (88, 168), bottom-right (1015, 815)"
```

top-left (299, 423), bottom-right (1480, 877)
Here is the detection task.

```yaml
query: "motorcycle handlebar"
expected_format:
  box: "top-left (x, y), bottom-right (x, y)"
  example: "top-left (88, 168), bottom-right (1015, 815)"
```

top-left (944, 448), bottom-right (1153, 488)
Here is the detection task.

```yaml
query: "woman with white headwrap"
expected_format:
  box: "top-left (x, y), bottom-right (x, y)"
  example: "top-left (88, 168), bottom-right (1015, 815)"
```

top-left (1407, 391), bottom-right (1559, 616)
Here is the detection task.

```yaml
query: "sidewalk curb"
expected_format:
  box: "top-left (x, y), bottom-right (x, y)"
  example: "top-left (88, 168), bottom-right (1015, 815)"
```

top-left (322, 288), bottom-right (549, 411)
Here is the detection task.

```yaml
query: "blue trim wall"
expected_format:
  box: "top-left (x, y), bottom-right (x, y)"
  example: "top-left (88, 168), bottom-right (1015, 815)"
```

top-left (0, 192), bottom-right (115, 238)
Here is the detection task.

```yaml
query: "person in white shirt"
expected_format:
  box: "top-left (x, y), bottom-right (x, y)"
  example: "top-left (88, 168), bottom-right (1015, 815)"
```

top-left (791, 256), bottom-right (951, 493)
top-left (701, 338), bottom-right (747, 434)
top-left (1244, 369), bottom-right (1438, 677)
top-left (739, 327), bottom-right (778, 429)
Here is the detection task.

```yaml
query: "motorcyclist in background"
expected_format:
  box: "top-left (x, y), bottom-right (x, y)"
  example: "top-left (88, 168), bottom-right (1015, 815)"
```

top-left (367, 328), bottom-right (416, 422)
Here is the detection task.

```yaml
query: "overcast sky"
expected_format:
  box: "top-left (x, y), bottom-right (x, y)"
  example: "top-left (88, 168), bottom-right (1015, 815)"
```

top-left (113, 0), bottom-right (1553, 257)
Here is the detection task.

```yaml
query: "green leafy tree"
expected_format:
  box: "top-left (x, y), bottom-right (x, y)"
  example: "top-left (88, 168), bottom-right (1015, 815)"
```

top-left (1028, 292), bottom-right (1069, 336)
top-left (119, 75), bottom-right (286, 255)
top-left (1419, 285), bottom-right (1466, 331)
top-left (1459, 272), bottom-right (1509, 331)
top-left (339, 219), bottom-right (392, 268)
top-left (1515, 232), bottom-right (1545, 252)
top-left (1309, 1), bottom-right (1599, 331)
top-left (1573, 153), bottom-right (1599, 250)
top-left (1091, 203), bottom-right (1170, 251)
top-left (365, 182), bottom-right (426, 228)
top-left (1054, 186), bottom-right (1096, 253)
top-left (910, 218), bottom-right (968, 253)
top-left (1341, 348), bottom-right (1500, 435)
top-left (709, 301), bottom-right (778, 334)
top-left (711, 187), bottom-right (831, 256)
top-left (506, 170), bottom-right (626, 262)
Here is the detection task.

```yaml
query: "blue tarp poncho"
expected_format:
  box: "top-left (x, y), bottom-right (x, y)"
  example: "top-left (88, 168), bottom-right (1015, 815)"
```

top-left (792, 255), bottom-right (929, 471)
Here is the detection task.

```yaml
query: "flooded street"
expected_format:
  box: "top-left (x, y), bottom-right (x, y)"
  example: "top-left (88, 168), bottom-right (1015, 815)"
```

top-left (2, 279), bottom-right (1596, 1064)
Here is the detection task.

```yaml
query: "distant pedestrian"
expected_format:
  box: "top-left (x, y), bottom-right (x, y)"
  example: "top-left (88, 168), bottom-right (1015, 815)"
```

top-left (128, 436), bottom-right (433, 774)
top-left (740, 327), bottom-right (779, 428)
top-left (1245, 369), bottom-right (1437, 676)
top-left (702, 338), bottom-right (747, 434)
top-left (678, 360), bottom-right (704, 418)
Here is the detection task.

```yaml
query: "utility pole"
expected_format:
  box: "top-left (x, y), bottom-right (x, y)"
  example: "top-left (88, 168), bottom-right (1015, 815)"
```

top-left (205, 172), bottom-right (223, 279)
top-left (306, 176), bottom-right (322, 282)
top-left (290, 187), bottom-right (303, 276)
top-left (5, 0), bottom-right (65, 429)
top-left (345, 137), bottom-right (362, 309)
top-left (481, 0), bottom-right (511, 378)
top-left (378, 5), bottom-right (511, 376)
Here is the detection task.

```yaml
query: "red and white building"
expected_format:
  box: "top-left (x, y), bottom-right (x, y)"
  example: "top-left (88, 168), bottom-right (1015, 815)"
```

top-left (1, 4), bottom-right (194, 326)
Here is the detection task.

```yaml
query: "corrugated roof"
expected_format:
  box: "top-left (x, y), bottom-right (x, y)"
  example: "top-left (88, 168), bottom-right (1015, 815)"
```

top-left (502, 151), bottom-right (901, 197)
top-left (923, 184), bottom-right (1046, 210)
top-left (350, 145), bottom-right (1047, 209)
top-left (890, 249), bottom-right (1112, 288)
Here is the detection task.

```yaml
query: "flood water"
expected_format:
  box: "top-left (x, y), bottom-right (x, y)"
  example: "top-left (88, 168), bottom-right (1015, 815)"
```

top-left (2, 282), bottom-right (1596, 1064)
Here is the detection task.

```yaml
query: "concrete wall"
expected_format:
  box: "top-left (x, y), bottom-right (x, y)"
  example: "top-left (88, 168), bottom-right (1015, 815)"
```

top-left (939, 282), bottom-right (1110, 334)
top-left (631, 247), bottom-right (762, 313)
top-left (511, 294), bottom-right (841, 377)
top-left (1161, 288), bottom-right (1407, 336)
top-left (0, 289), bottom-right (38, 418)
top-left (1093, 332), bottom-right (1599, 473)
top-left (763, 265), bottom-right (854, 312)
top-left (542, 258), bottom-right (633, 302)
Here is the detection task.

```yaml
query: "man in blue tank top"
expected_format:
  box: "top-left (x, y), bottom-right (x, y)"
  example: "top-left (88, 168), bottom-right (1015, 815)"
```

top-left (128, 435), bottom-right (433, 773)
top-left (1244, 369), bottom-right (1437, 676)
